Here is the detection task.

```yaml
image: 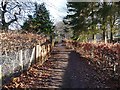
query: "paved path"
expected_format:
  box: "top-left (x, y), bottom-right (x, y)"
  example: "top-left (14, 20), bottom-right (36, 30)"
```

top-left (4, 43), bottom-right (108, 88)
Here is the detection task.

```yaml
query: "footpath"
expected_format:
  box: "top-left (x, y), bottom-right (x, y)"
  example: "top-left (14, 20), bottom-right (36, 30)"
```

top-left (3, 43), bottom-right (108, 88)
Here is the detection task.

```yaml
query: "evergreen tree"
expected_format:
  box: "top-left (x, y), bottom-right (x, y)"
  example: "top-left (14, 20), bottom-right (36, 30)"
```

top-left (64, 2), bottom-right (99, 41)
top-left (22, 3), bottom-right (53, 35)
top-left (66, 3), bottom-right (88, 40)
top-left (64, 2), bottom-right (120, 42)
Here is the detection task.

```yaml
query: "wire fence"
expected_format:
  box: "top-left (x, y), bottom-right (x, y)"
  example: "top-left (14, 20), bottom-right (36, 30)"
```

top-left (0, 32), bottom-right (52, 85)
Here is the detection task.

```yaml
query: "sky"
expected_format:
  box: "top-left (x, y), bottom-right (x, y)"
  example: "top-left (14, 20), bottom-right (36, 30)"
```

top-left (0, 0), bottom-right (68, 29)
top-left (33, 0), bottom-right (68, 23)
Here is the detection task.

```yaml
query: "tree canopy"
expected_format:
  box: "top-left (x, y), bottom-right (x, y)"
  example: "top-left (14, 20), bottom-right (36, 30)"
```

top-left (64, 2), bottom-right (120, 42)
top-left (22, 3), bottom-right (54, 35)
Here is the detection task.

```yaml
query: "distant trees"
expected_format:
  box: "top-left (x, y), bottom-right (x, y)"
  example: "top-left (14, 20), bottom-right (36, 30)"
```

top-left (64, 2), bottom-right (120, 42)
top-left (22, 3), bottom-right (54, 35)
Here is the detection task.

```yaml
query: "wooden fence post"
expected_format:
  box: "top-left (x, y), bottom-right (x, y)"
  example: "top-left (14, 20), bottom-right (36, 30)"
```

top-left (28, 47), bottom-right (35, 68)
top-left (20, 50), bottom-right (23, 71)
top-left (43, 45), bottom-right (46, 63)
top-left (39, 45), bottom-right (42, 64)
top-left (48, 44), bottom-right (51, 57)
top-left (41, 45), bottom-right (44, 65)
top-left (36, 45), bottom-right (39, 62)
top-left (44, 45), bottom-right (47, 61)
top-left (24, 49), bottom-right (27, 66)
top-left (38, 45), bottom-right (42, 62)
top-left (41, 45), bottom-right (46, 65)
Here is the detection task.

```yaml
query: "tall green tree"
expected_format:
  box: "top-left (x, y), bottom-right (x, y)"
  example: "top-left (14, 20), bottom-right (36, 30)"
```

top-left (64, 2), bottom-right (120, 42)
top-left (63, 2), bottom-right (89, 40)
top-left (108, 2), bottom-right (120, 42)
top-left (64, 2), bottom-right (100, 41)
top-left (86, 3), bottom-right (101, 41)
top-left (22, 3), bottom-right (53, 36)
top-left (97, 2), bottom-right (111, 41)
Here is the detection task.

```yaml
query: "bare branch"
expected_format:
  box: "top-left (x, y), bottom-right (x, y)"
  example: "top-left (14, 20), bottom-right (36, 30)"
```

top-left (7, 13), bottom-right (18, 25)
top-left (1, 0), bottom-right (8, 12)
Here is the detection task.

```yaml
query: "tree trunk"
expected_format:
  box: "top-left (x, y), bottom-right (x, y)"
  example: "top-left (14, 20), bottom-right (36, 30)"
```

top-left (1, 11), bottom-right (7, 31)
top-left (2, 23), bottom-right (9, 32)
top-left (92, 34), bottom-right (94, 40)
top-left (110, 28), bottom-right (113, 43)
top-left (102, 30), bottom-right (105, 42)
top-left (50, 35), bottom-right (52, 42)
top-left (1, 2), bottom-right (8, 32)
top-left (105, 32), bottom-right (107, 43)
top-left (94, 34), bottom-right (97, 43)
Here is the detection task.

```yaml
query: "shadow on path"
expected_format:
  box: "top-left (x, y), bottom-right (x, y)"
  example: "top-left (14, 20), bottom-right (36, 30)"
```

top-left (2, 43), bottom-right (107, 88)
top-left (61, 51), bottom-right (106, 88)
